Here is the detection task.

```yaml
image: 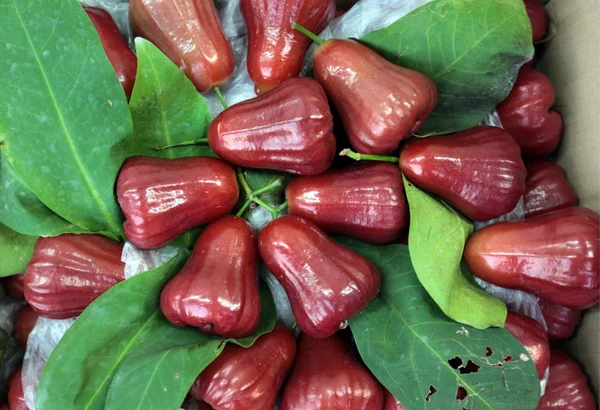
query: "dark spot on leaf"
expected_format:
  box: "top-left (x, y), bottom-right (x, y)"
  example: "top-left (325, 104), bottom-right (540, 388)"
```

top-left (425, 385), bottom-right (437, 402)
top-left (486, 347), bottom-right (493, 356)
top-left (459, 360), bottom-right (481, 375)
top-left (448, 356), bottom-right (463, 369)
top-left (456, 386), bottom-right (468, 401)
top-left (463, 407), bottom-right (471, 410)
top-left (504, 355), bottom-right (513, 362)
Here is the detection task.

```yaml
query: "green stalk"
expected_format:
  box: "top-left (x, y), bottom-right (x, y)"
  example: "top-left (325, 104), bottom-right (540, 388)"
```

top-left (291, 22), bottom-right (325, 45)
top-left (155, 138), bottom-right (209, 151)
top-left (214, 86), bottom-right (229, 110)
top-left (339, 149), bottom-right (399, 163)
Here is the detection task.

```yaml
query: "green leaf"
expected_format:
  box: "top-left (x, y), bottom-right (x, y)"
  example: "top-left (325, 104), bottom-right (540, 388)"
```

top-left (105, 284), bottom-right (277, 410)
top-left (244, 169), bottom-right (291, 207)
top-left (0, 223), bottom-right (37, 277)
top-left (361, 0), bottom-right (534, 134)
top-left (340, 238), bottom-right (541, 410)
top-left (0, 153), bottom-right (88, 236)
top-left (129, 38), bottom-right (214, 158)
top-left (0, 0), bottom-right (131, 237)
top-left (403, 176), bottom-right (506, 329)
top-left (36, 252), bottom-right (189, 410)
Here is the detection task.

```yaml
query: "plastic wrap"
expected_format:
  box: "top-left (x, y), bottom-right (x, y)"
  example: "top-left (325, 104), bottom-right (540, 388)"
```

top-left (121, 242), bottom-right (181, 279)
top-left (259, 265), bottom-right (295, 328)
top-left (0, 297), bottom-right (25, 336)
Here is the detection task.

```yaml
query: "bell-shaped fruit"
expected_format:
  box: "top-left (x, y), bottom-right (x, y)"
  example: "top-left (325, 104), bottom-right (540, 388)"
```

top-left (312, 38), bottom-right (437, 155)
top-left (14, 305), bottom-right (39, 349)
top-left (129, 0), bottom-right (234, 92)
top-left (400, 126), bottom-right (527, 221)
top-left (465, 207), bottom-right (600, 309)
top-left (524, 159), bottom-right (578, 218)
top-left (286, 162), bottom-right (408, 244)
top-left (259, 216), bottom-right (381, 338)
top-left (241, 0), bottom-right (335, 94)
top-left (280, 333), bottom-right (384, 410)
top-left (4, 273), bottom-right (25, 300)
top-left (536, 350), bottom-right (597, 410)
top-left (8, 368), bottom-right (28, 410)
top-left (497, 67), bottom-right (562, 157)
top-left (24, 234), bottom-right (125, 319)
top-left (504, 310), bottom-right (550, 379)
top-left (524, 0), bottom-right (548, 42)
top-left (84, 7), bottom-right (137, 97)
top-left (117, 156), bottom-right (239, 249)
top-left (208, 78), bottom-right (335, 175)
top-left (384, 389), bottom-right (406, 410)
top-left (538, 298), bottom-right (582, 341)
top-left (161, 216), bottom-right (260, 338)
top-left (191, 326), bottom-right (297, 410)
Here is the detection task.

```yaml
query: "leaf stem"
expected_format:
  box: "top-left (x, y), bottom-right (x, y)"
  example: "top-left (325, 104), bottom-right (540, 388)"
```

top-left (214, 86), bottom-right (229, 110)
top-left (237, 169), bottom-right (254, 197)
top-left (236, 199), bottom-right (253, 217)
top-left (291, 22), bottom-right (324, 45)
top-left (339, 149), bottom-right (399, 163)
top-left (276, 202), bottom-right (288, 213)
top-left (155, 138), bottom-right (209, 151)
top-left (251, 179), bottom-right (282, 197)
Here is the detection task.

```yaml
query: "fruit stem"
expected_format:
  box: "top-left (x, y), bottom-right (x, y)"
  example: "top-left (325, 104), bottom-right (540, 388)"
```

top-left (339, 149), bottom-right (398, 163)
top-left (276, 202), bottom-right (288, 213)
top-left (237, 169), bottom-right (254, 197)
top-left (155, 138), bottom-right (209, 150)
top-left (214, 86), bottom-right (229, 110)
top-left (235, 170), bottom-right (288, 219)
top-left (236, 199), bottom-right (253, 217)
top-left (292, 22), bottom-right (324, 45)
top-left (252, 179), bottom-right (282, 197)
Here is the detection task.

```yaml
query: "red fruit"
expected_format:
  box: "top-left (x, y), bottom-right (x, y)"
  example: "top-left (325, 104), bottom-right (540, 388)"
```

top-left (24, 234), bottom-right (125, 319)
top-left (524, 0), bottom-right (549, 42)
top-left (465, 207), bottom-right (600, 309)
top-left (161, 216), bottom-right (260, 338)
top-left (313, 39), bottom-right (437, 155)
top-left (8, 368), bottom-right (28, 410)
top-left (259, 216), bottom-right (381, 338)
top-left (497, 67), bottom-right (563, 157)
top-left (4, 273), bottom-right (25, 300)
top-left (504, 310), bottom-right (550, 379)
top-left (196, 402), bottom-right (214, 410)
top-left (334, 7), bottom-right (347, 18)
top-left (280, 333), bottom-right (384, 410)
top-left (84, 7), bottom-right (137, 97)
top-left (241, 0), bottom-right (335, 94)
top-left (191, 326), bottom-right (297, 410)
top-left (400, 126), bottom-right (527, 221)
top-left (384, 389), bottom-right (406, 410)
top-left (286, 162), bottom-right (408, 244)
top-left (129, 0), bottom-right (234, 92)
top-left (536, 350), bottom-right (597, 410)
top-left (538, 298), bottom-right (582, 340)
top-left (14, 305), bottom-right (39, 349)
top-left (524, 159), bottom-right (578, 218)
top-left (0, 405), bottom-right (9, 410)
top-left (208, 78), bottom-right (335, 175)
top-left (117, 156), bottom-right (239, 249)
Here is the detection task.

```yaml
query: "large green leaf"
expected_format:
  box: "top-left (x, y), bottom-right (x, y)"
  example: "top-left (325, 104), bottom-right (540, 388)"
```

top-left (105, 284), bottom-right (277, 410)
top-left (341, 238), bottom-right (540, 410)
top-left (129, 38), bottom-right (214, 158)
top-left (403, 177), bottom-right (507, 329)
top-left (0, 153), bottom-right (88, 237)
top-left (0, 0), bottom-right (131, 237)
top-left (361, 0), bottom-right (533, 134)
top-left (0, 223), bottom-right (37, 277)
top-left (36, 252), bottom-right (189, 410)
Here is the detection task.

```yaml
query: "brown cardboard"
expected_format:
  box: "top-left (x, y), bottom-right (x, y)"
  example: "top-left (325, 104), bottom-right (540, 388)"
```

top-left (539, 0), bottom-right (600, 395)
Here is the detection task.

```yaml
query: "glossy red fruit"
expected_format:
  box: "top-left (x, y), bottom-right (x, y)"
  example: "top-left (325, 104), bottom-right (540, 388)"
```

top-left (384, 389), bottom-right (406, 410)
top-left (208, 78), bottom-right (335, 175)
top-left (536, 350), bottom-right (597, 410)
top-left (524, 159), bottom-right (578, 218)
top-left (259, 216), bottom-right (381, 338)
top-left (161, 216), bottom-right (260, 338)
top-left (400, 126), bottom-right (527, 221)
top-left (196, 402), bottom-right (214, 410)
top-left (117, 156), bottom-right (239, 249)
top-left (14, 305), bottom-right (39, 349)
top-left (465, 207), bottom-right (600, 309)
top-left (8, 368), bottom-right (28, 410)
top-left (191, 326), bottom-right (297, 410)
top-left (0, 405), bottom-right (10, 410)
top-left (24, 234), bottom-right (125, 319)
top-left (286, 163), bottom-right (408, 244)
top-left (313, 39), bottom-right (437, 155)
top-left (280, 333), bottom-right (384, 410)
top-left (4, 273), bottom-right (25, 300)
top-left (504, 310), bottom-right (550, 379)
top-left (524, 0), bottom-right (549, 42)
top-left (129, 0), bottom-right (234, 92)
top-left (538, 298), bottom-right (582, 340)
top-left (241, 0), bottom-right (335, 94)
top-left (334, 6), bottom-right (347, 18)
top-left (497, 67), bottom-right (563, 157)
top-left (84, 7), bottom-right (137, 97)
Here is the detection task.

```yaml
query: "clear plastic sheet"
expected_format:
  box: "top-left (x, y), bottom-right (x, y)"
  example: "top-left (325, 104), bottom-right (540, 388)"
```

top-left (22, 317), bottom-right (76, 410)
top-left (0, 296), bottom-right (26, 336)
top-left (0, 337), bottom-right (23, 403)
top-left (259, 265), bottom-right (295, 328)
top-left (121, 242), bottom-right (181, 279)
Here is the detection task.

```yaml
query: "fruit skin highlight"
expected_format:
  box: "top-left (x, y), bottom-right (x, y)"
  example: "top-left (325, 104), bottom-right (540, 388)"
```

top-left (504, 310), bottom-right (551, 379)
top-left (523, 159), bottom-right (578, 218)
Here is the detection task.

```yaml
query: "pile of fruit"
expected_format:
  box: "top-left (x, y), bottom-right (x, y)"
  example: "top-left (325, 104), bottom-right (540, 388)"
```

top-left (0, 0), bottom-right (597, 409)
